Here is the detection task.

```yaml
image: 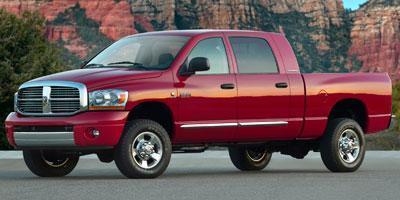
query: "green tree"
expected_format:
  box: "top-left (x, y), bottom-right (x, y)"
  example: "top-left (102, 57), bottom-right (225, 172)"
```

top-left (393, 82), bottom-right (400, 130)
top-left (0, 10), bottom-right (68, 149)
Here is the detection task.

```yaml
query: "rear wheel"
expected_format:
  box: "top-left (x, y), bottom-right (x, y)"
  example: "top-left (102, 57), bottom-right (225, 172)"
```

top-left (114, 119), bottom-right (171, 178)
top-left (23, 150), bottom-right (79, 177)
top-left (320, 118), bottom-right (365, 172)
top-left (228, 145), bottom-right (272, 171)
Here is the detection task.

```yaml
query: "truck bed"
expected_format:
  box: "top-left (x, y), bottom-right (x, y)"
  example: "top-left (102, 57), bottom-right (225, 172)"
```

top-left (300, 72), bottom-right (392, 138)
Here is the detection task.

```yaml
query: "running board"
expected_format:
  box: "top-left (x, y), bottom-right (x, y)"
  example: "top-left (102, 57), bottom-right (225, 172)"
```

top-left (172, 146), bottom-right (208, 153)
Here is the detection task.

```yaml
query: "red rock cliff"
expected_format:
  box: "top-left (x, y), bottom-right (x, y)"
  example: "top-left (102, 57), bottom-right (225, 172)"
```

top-left (131, 0), bottom-right (345, 51)
top-left (0, 0), bottom-right (135, 41)
top-left (2, 0), bottom-right (399, 78)
top-left (348, 0), bottom-right (400, 80)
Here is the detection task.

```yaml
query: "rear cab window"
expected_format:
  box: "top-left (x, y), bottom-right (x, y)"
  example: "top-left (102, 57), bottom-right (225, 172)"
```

top-left (229, 37), bottom-right (279, 74)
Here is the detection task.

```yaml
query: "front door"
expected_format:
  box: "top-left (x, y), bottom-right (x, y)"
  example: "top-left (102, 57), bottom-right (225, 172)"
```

top-left (174, 36), bottom-right (237, 143)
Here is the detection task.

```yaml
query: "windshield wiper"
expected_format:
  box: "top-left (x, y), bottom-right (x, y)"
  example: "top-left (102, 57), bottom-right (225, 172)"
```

top-left (84, 63), bottom-right (105, 68)
top-left (107, 61), bottom-right (149, 70)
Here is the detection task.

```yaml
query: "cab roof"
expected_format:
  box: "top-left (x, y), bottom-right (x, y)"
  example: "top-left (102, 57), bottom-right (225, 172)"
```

top-left (126, 29), bottom-right (283, 38)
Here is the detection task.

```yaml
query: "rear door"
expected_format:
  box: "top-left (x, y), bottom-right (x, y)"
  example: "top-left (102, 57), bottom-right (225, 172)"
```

top-left (226, 34), bottom-right (293, 140)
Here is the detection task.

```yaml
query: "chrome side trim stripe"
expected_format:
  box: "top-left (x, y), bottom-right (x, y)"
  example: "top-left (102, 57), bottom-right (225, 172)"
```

top-left (181, 123), bottom-right (238, 128)
top-left (369, 114), bottom-right (392, 118)
top-left (238, 121), bottom-right (288, 126)
top-left (180, 121), bottom-right (288, 128)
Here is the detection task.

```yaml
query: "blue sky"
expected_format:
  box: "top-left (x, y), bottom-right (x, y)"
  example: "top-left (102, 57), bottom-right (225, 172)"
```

top-left (343, 0), bottom-right (368, 10)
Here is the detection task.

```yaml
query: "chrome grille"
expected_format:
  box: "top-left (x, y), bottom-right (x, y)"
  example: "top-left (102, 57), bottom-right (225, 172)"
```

top-left (16, 81), bottom-right (87, 116)
top-left (17, 87), bottom-right (43, 113)
top-left (51, 100), bottom-right (81, 113)
top-left (50, 86), bottom-right (80, 98)
top-left (50, 86), bottom-right (80, 113)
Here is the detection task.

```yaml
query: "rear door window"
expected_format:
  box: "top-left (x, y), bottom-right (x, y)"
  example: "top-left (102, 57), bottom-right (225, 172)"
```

top-left (229, 37), bottom-right (279, 74)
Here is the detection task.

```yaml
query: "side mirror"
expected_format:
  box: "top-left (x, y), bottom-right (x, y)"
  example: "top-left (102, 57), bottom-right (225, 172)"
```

top-left (181, 57), bottom-right (210, 76)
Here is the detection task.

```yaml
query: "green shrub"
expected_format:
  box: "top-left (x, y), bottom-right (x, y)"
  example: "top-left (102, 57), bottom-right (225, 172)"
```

top-left (0, 9), bottom-right (68, 149)
top-left (134, 22), bottom-right (147, 33)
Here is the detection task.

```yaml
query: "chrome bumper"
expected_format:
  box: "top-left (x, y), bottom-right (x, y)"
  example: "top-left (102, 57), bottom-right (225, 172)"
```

top-left (14, 131), bottom-right (75, 147)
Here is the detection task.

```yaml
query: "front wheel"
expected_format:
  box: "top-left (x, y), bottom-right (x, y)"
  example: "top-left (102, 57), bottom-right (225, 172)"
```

top-left (23, 150), bottom-right (79, 177)
top-left (229, 145), bottom-right (272, 171)
top-left (320, 118), bottom-right (366, 172)
top-left (114, 119), bottom-right (172, 178)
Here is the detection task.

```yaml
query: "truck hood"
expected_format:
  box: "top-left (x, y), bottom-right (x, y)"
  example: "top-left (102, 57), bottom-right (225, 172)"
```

top-left (31, 68), bottom-right (162, 89)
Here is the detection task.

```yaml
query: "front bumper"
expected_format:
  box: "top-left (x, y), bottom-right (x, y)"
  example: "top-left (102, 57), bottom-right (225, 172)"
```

top-left (5, 111), bottom-right (129, 148)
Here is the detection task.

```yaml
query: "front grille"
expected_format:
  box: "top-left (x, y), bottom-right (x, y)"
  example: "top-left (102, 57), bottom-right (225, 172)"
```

top-left (50, 86), bottom-right (80, 113)
top-left (17, 87), bottom-right (43, 113)
top-left (50, 86), bottom-right (79, 98)
top-left (16, 81), bottom-right (86, 116)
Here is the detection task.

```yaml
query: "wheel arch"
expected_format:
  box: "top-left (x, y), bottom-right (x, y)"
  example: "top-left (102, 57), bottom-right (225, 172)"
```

top-left (126, 101), bottom-right (175, 138)
top-left (328, 98), bottom-right (368, 132)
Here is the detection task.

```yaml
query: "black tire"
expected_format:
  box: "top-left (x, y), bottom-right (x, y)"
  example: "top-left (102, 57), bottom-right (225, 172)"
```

top-left (114, 119), bottom-right (172, 179)
top-left (23, 150), bottom-right (79, 177)
top-left (228, 145), bottom-right (272, 171)
top-left (320, 118), bottom-right (366, 172)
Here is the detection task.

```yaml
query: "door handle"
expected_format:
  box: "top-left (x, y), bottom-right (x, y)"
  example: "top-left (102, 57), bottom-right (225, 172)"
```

top-left (275, 82), bottom-right (288, 88)
top-left (220, 83), bottom-right (235, 89)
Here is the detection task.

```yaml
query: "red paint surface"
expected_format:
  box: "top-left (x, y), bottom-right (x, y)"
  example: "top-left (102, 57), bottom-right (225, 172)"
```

top-left (5, 30), bottom-right (392, 148)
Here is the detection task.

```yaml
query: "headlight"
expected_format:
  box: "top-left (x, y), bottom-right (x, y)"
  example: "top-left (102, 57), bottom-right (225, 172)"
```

top-left (89, 89), bottom-right (128, 110)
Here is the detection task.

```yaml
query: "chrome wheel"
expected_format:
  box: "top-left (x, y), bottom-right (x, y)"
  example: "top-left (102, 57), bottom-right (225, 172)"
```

top-left (132, 131), bottom-right (163, 169)
top-left (115, 119), bottom-right (172, 178)
top-left (41, 153), bottom-right (69, 168)
top-left (338, 129), bottom-right (360, 164)
top-left (246, 147), bottom-right (267, 162)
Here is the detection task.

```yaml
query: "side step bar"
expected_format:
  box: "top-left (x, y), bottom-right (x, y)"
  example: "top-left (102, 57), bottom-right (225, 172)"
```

top-left (172, 145), bottom-right (208, 153)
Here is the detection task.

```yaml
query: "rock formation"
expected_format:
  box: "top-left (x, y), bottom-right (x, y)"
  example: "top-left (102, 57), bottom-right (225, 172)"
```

top-left (0, 0), bottom-right (135, 40)
top-left (0, 0), bottom-right (399, 80)
top-left (348, 0), bottom-right (400, 80)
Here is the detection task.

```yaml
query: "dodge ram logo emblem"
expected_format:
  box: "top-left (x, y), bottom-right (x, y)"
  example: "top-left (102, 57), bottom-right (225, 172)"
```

top-left (42, 96), bottom-right (49, 106)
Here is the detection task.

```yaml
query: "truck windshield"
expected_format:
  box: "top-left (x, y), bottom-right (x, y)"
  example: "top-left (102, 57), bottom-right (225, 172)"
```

top-left (85, 35), bottom-right (189, 70)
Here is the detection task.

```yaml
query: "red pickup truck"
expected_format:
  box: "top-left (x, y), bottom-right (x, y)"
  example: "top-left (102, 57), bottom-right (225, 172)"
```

top-left (5, 30), bottom-right (392, 178)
